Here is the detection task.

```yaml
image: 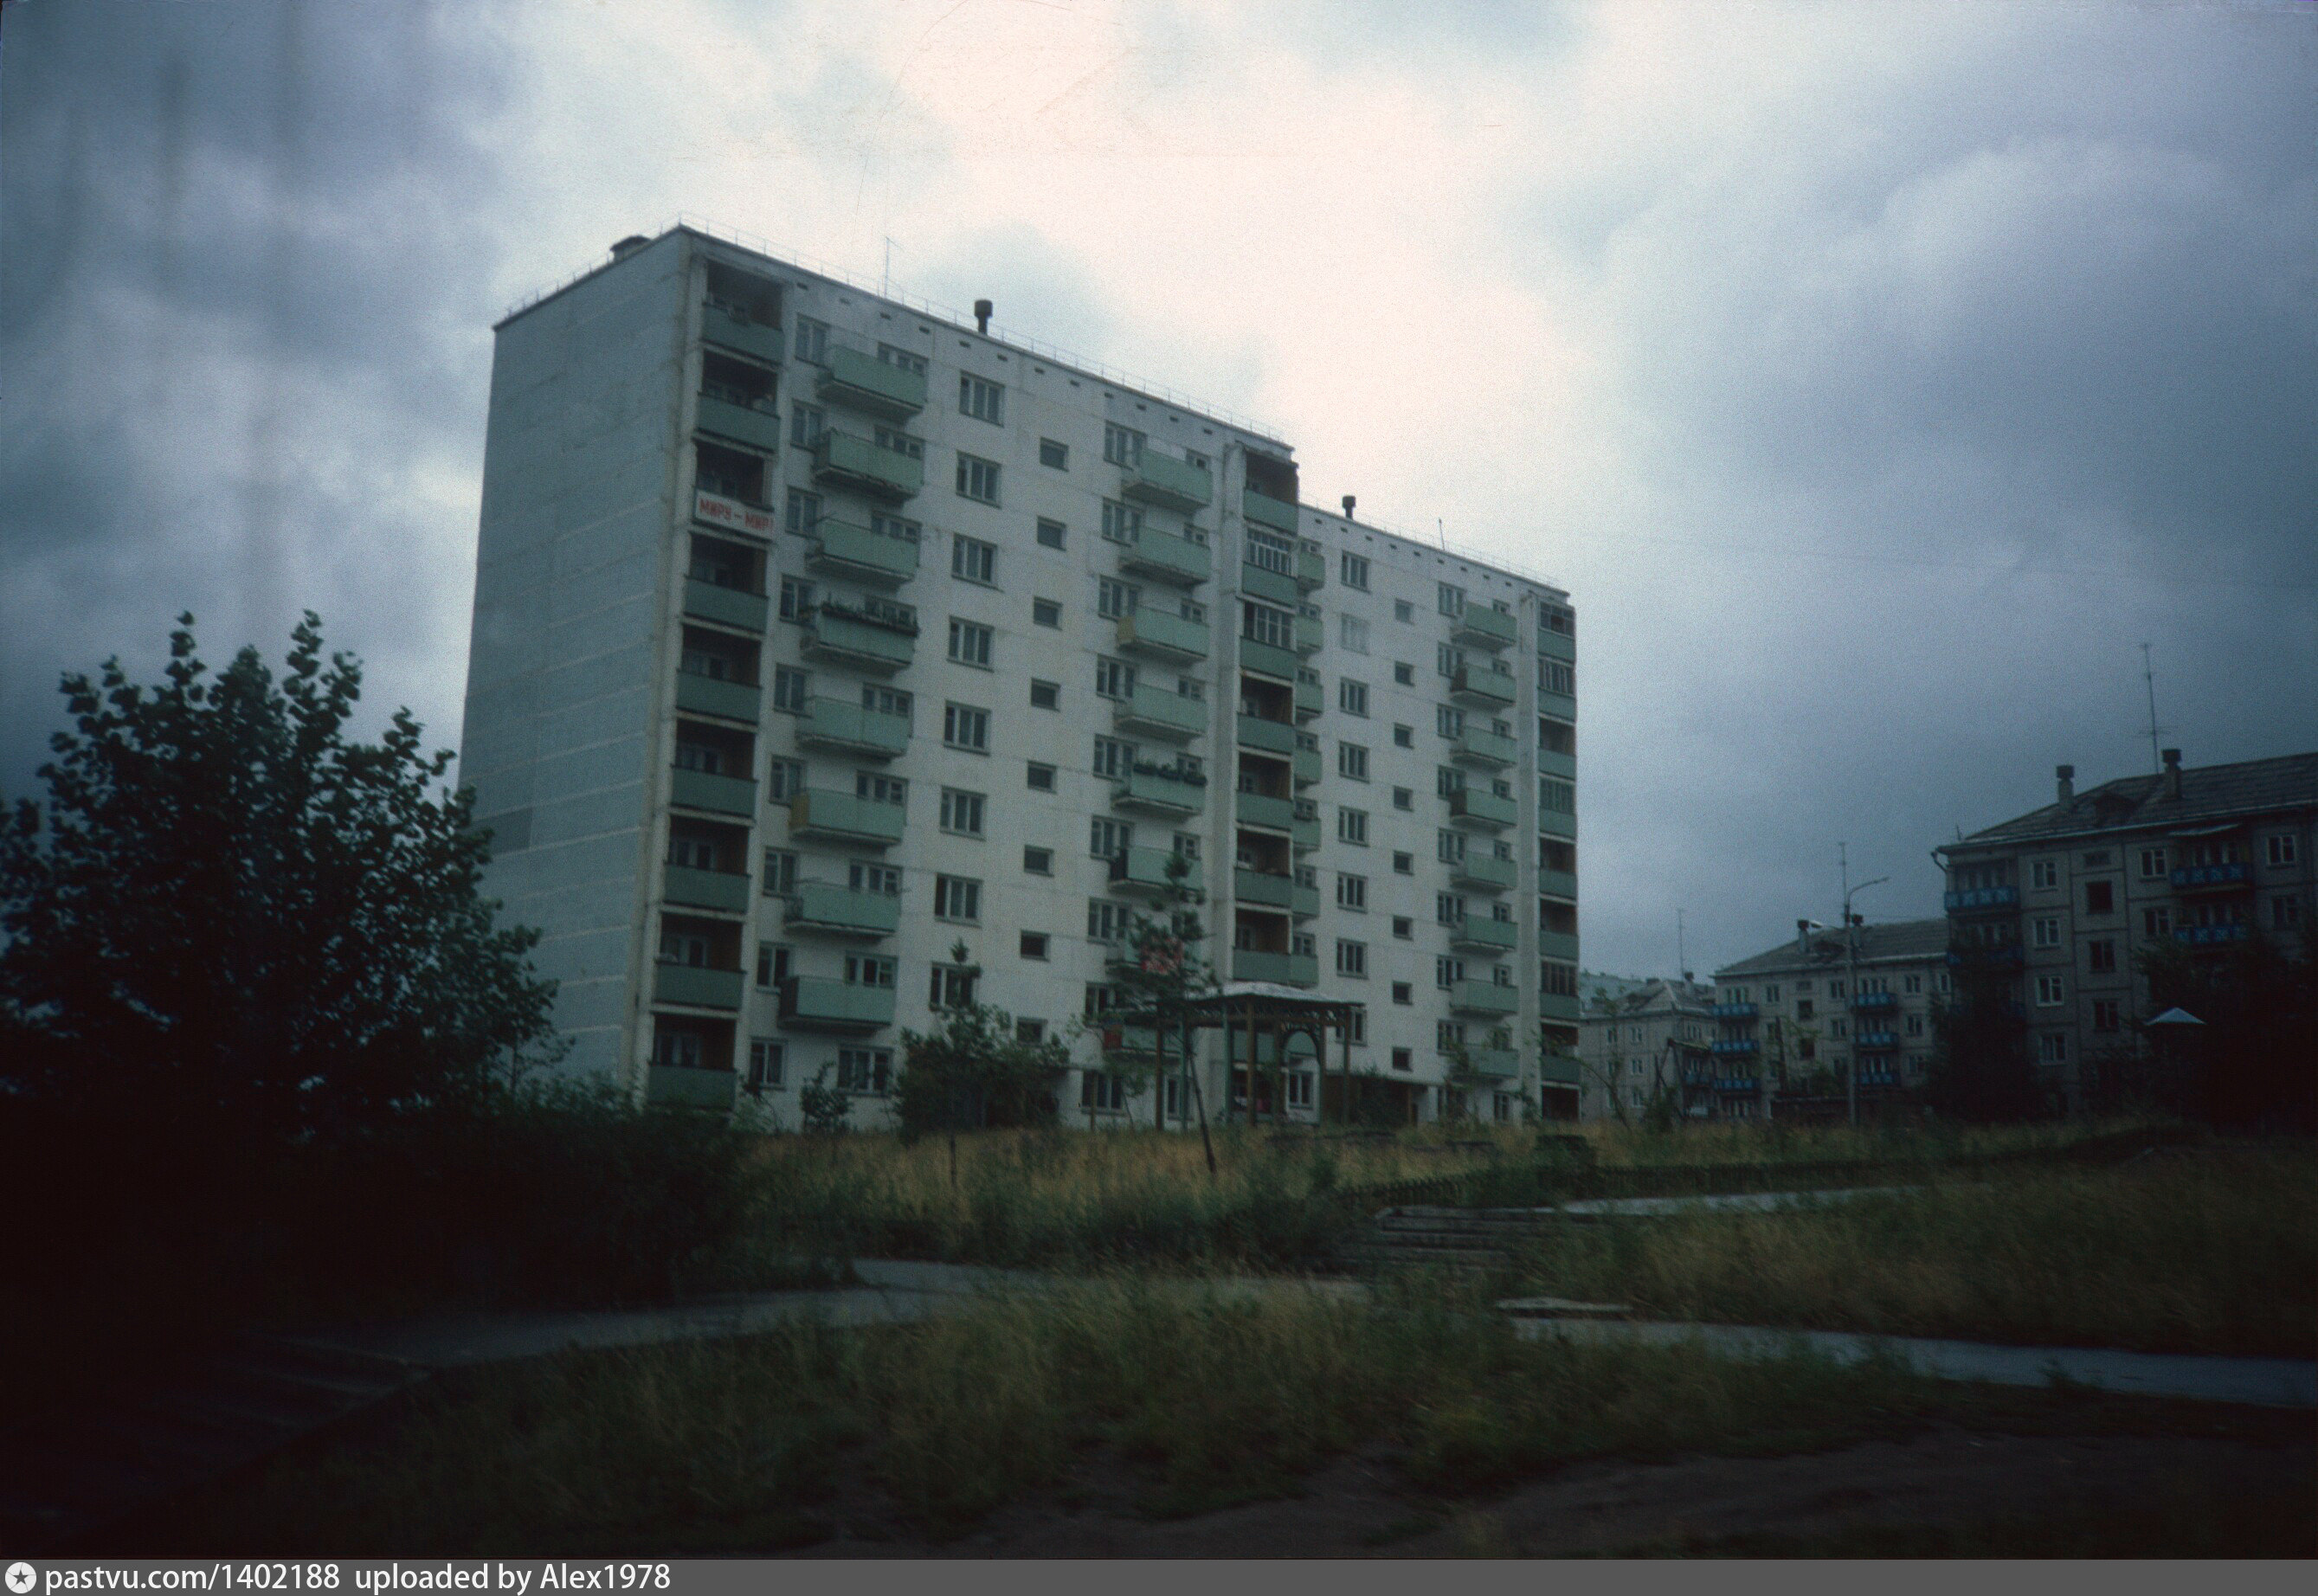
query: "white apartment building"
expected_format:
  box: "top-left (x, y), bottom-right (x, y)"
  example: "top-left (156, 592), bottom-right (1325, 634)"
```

top-left (1708, 919), bottom-right (1953, 1117)
top-left (457, 225), bottom-right (1581, 1129)
top-left (1576, 977), bottom-right (1715, 1123)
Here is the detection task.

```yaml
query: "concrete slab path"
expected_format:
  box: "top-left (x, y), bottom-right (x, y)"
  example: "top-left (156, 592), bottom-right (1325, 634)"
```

top-left (1554, 1187), bottom-right (1927, 1219)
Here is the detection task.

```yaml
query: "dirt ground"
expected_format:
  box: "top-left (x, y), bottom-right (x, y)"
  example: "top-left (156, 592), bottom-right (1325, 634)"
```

top-left (783, 1421), bottom-right (2315, 1557)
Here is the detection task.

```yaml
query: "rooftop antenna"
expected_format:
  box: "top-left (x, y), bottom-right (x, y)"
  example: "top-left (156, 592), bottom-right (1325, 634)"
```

top-left (2140, 643), bottom-right (2167, 775)
top-left (1437, 517), bottom-right (1447, 551)
top-left (1676, 908), bottom-right (1687, 983)
top-left (882, 236), bottom-right (899, 297)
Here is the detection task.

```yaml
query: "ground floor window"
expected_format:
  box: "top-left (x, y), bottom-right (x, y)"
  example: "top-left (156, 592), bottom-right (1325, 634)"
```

top-left (1081, 1071), bottom-right (1127, 1112)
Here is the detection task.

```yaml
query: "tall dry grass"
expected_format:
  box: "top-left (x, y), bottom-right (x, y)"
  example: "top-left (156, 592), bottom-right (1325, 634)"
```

top-left (1513, 1144), bottom-right (2315, 1356)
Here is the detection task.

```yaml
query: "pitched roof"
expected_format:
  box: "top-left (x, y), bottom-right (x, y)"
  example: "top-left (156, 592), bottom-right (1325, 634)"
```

top-left (1581, 975), bottom-right (1716, 1016)
top-left (1948, 752), bottom-right (2318, 851)
top-left (1714, 917), bottom-right (1952, 981)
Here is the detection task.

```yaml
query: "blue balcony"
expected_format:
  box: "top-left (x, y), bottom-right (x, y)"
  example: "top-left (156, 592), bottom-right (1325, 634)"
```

top-left (1232, 949), bottom-right (1318, 987)
top-left (1714, 1077), bottom-right (1761, 1094)
top-left (682, 576), bottom-right (769, 634)
top-left (1855, 1030), bottom-right (1901, 1052)
top-left (1945, 885), bottom-right (2020, 911)
top-left (1710, 1038), bottom-right (1759, 1056)
top-left (2176, 923), bottom-right (2250, 946)
top-left (1948, 943), bottom-right (2025, 969)
top-left (799, 603), bottom-right (917, 673)
top-left (662, 864), bottom-right (751, 915)
top-left (1236, 790), bottom-right (1295, 833)
top-left (1238, 637), bottom-right (1299, 681)
top-left (1453, 726), bottom-right (1518, 768)
top-left (1452, 852), bottom-right (1516, 891)
top-left (695, 390), bottom-right (782, 453)
top-left (807, 518), bottom-right (920, 586)
top-left (1465, 1048), bottom-right (1520, 1080)
top-left (788, 788), bottom-right (905, 847)
top-left (653, 962), bottom-right (744, 1011)
top-left (1236, 713), bottom-right (1298, 756)
top-left (1851, 990), bottom-right (1899, 1014)
top-left (1239, 563), bottom-right (1301, 608)
top-left (1539, 1054), bottom-right (1582, 1087)
top-left (2171, 862), bottom-right (2251, 892)
top-left (669, 767), bottom-right (757, 817)
top-left (674, 671), bottom-right (760, 723)
top-left (1710, 1001), bottom-right (1758, 1020)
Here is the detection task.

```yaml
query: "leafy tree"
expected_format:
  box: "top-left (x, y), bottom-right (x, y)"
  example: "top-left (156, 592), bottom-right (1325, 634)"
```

top-left (797, 1064), bottom-right (853, 1137)
top-left (1099, 850), bottom-right (1220, 1173)
top-left (895, 942), bottom-right (1066, 1146)
top-left (1922, 951), bottom-right (2039, 1123)
top-left (0, 613), bottom-right (559, 1142)
top-left (2134, 931), bottom-right (2317, 1130)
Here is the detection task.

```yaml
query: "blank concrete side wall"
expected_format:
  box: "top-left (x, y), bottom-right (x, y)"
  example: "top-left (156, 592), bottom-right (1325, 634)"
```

top-left (459, 234), bottom-right (688, 1082)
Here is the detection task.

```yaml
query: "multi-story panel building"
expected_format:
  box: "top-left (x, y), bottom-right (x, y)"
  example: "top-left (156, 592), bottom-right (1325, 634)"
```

top-left (1934, 751), bottom-right (2317, 1113)
top-left (1576, 977), bottom-right (1715, 1123)
top-left (1709, 919), bottom-right (1953, 1117)
top-left (457, 224), bottom-right (1580, 1127)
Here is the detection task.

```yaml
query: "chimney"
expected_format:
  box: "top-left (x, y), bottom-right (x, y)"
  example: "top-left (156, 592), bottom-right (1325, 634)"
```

top-left (1797, 918), bottom-right (1813, 957)
top-left (2162, 747), bottom-right (2183, 801)
top-left (609, 234), bottom-right (649, 261)
top-left (2056, 764), bottom-right (2075, 802)
top-left (1342, 494), bottom-right (1356, 520)
top-left (973, 299), bottom-right (992, 334)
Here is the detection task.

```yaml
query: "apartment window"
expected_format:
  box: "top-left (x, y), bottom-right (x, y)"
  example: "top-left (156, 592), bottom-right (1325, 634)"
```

top-left (789, 401), bottom-right (826, 448)
top-left (933, 876), bottom-right (982, 923)
top-left (777, 576), bottom-right (816, 622)
top-left (1436, 766), bottom-right (1465, 799)
top-left (1024, 845), bottom-right (1053, 876)
top-left (746, 1039), bottom-right (784, 1094)
top-left (856, 772), bottom-right (907, 807)
top-left (952, 534), bottom-right (997, 584)
top-left (1339, 615), bottom-right (1369, 653)
top-left (757, 847), bottom-right (797, 897)
top-left (1394, 600), bottom-right (1415, 623)
top-left (830, 1046), bottom-right (889, 1096)
top-left (949, 618), bottom-right (994, 667)
top-left (2037, 1033), bottom-right (2069, 1065)
top-left (1087, 899), bottom-right (1128, 943)
top-left (1020, 931), bottom-right (1050, 962)
top-left (1090, 816), bottom-right (1131, 858)
top-left (1437, 1021), bottom-right (1465, 1054)
top-left (781, 489), bottom-right (821, 538)
top-left (1032, 598), bottom-right (1063, 629)
top-left (1030, 679), bottom-right (1060, 711)
top-left (1388, 665), bottom-right (1413, 692)
top-left (1796, 1000), bottom-right (1816, 1020)
top-left (771, 665), bottom-right (809, 713)
top-left (1101, 499), bottom-right (1143, 543)
top-left (1104, 422), bottom-right (1144, 466)
top-left (791, 316), bottom-right (829, 363)
top-left (1438, 582), bottom-right (1465, 618)
top-left (1436, 643), bottom-right (1465, 679)
top-left (851, 861), bottom-right (902, 897)
top-left (1394, 724), bottom-right (1414, 750)
top-left (1394, 851), bottom-right (1413, 875)
top-left (1027, 762), bottom-right (1057, 792)
top-left (1435, 956), bottom-right (1465, 989)
top-left (765, 758), bottom-right (804, 803)
top-left (1018, 1020), bottom-right (1048, 1046)
top-left (958, 373), bottom-right (1005, 424)
top-left (1338, 743), bottom-right (1369, 781)
top-left (2267, 834), bottom-right (2299, 866)
top-left (1092, 737), bottom-right (1136, 779)
top-left (1540, 961), bottom-right (1577, 998)
top-left (1337, 873), bottom-right (1368, 911)
top-left (1336, 940), bottom-right (1368, 978)
top-left (844, 953), bottom-right (896, 988)
top-left (1437, 829), bottom-right (1466, 865)
top-left (1039, 438), bottom-right (1069, 469)
top-left (2087, 938), bottom-right (2117, 973)
top-left (754, 943), bottom-right (791, 989)
top-left (1097, 577), bottom-right (1139, 619)
top-left (1435, 892), bottom-right (1465, 926)
top-left (1394, 788), bottom-right (1413, 812)
top-left (1540, 660), bottom-right (1574, 696)
top-left (1337, 808), bottom-right (1368, 846)
top-left (924, 962), bottom-right (977, 1010)
top-left (1339, 679), bottom-right (1369, 717)
top-left (2034, 974), bottom-right (2065, 1007)
top-left (1241, 601), bottom-right (1295, 650)
top-left (1902, 975), bottom-right (1920, 994)
top-left (2274, 895), bottom-right (2303, 929)
top-left (2083, 879), bottom-right (2114, 915)
top-left (1094, 658), bottom-right (1136, 702)
top-left (2139, 846), bottom-right (2168, 878)
top-left (1540, 780), bottom-right (1575, 814)
top-left (1437, 705), bottom-right (1465, 739)
top-left (2091, 1000), bottom-right (2122, 1033)
top-left (2143, 906), bottom-right (2173, 937)
top-left (1338, 551), bottom-right (1370, 589)
top-left (943, 702), bottom-right (990, 752)
top-left (1080, 1071), bottom-right (1127, 1113)
top-left (938, 788), bottom-right (987, 837)
top-left (2031, 859), bottom-right (2059, 890)
top-left (1392, 984), bottom-right (1413, 1008)
top-left (2032, 916), bottom-right (2062, 949)
top-left (861, 683), bottom-right (911, 723)
top-left (956, 454), bottom-right (1001, 505)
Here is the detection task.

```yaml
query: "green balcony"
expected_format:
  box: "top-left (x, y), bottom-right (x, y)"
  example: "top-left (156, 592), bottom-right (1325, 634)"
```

top-left (1234, 867), bottom-right (1294, 910)
top-left (1537, 749), bottom-right (1576, 781)
top-left (1539, 868), bottom-right (1577, 900)
top-left (1120, 528), bottom-right (1213, 587)
top-left (1465, 1048), bottom-right (1520, 1080)
top-left (807, 518), bottom-right (919, 586)
top-left (1242, 486), bottom-right (1299, 533)
top-left (1292, 745), bottom-right (1321, 786)
top-left (800, 608), bottom-right (915, 673)
top-left (1232, 949), bottom-right (1318, 987)
top-left (815, 344), bottom-right (928, 419)
top-left (1451, 917), bottom-right (1520, 954)
top-left (1538, 808), bottom-right (1576, 840)
top-left (1114, 683), bottom-right (1207, 741)
top-left (1537, 930), bottom-right (1580, 962)
top-left (695, 392), bottom-right (782, 453)
top-left (779, 976), bottom-right (895, 1033)
top-left (1115, 766), bottom-right (1207, 817)
top-left (1454, 726), bottom-right (1517, 768)
top-left (1452, 605), bottom-right (1518, 651)
top-left (1539, 628), bottom-right (1576, 663)
top-left (1122, 450), bottom-right (1214, 512)
top-left (1291, 880), bottom-right (1321, 917)
top-left (784, 882), bottom-right (901, 939)
top-left (1538, 689), bottom-right (1577, 721)
top-left (1239, 563), bottom-right (1300, 607)
top-left (670, 767), bottom-right (757, 817)
top-left (1239, 638), bottom-right (1299, 682)
top-left (700, 300), bottom-right (782, 362)
top-left (1294, 676), bottom-right (1323, 718)
top-left (812, 432), bottom-right (922, 499)
top-left (654, 962), bottom-right (744, 1010)
top-left (1451, 980), bottom-right (1520, 1018)
top-left (1452, 852), bottom-right (1516, 892)
top-left (662, 864), bottom-right (751, 914)
top-left (789, 788), bottom-right (905, 847)
top-left (683, 576), bottom-right (768, 634)
top-left (1111, 847), bottom-right (1203, 897)
top-left (647, 1065), bottom-right (737, 1111)
top-left (1291, 812), bottom-right (1321, 852)
top-left (1293, 614), bottom-right (1323, 655)
top-left (1236, 713), bottom-right (1297, 756)
top-left (1117, 608), bottom-right (1209, 662)
top-left (1451, 788), bottom-right (1517, 829)
top-left (797, 696), bottom-right (910, 760)
top-left (675, 671), bottom-right (759, 723)
top-left (1236, 790), bottom-right (1295, 832)
top-left (1539, 1053), bottom-right (1582, 1087)
top-left (1452, 665), bottom-right (1517, 709)
top-left (1539, 993), bottom-right (1581, 1024)
top-left (1295, 547), bottom-right (1327, 590)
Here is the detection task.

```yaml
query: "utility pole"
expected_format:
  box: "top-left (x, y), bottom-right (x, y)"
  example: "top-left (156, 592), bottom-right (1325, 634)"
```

top-left (1838, 843), bottom-right (1890, 1128)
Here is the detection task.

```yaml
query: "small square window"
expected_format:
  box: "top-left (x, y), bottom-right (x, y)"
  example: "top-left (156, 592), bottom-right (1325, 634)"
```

top-left (1024, 846), bottom-right (1053, 875)
top-left (1036, 518), bottom-right (1066, 550)
top-left (1393, 787), bottom-right (1413, 812)
top-left (1039, 438), bottom-right (1069, 470)
top-left (1393, 917), bottom-right (1413, 939)
top-left (1394, 662), bottom-right (1415, 686)
top-left (1392, 983), bottom-right (1413, 1007)
top-left (1394, 724), bottom-right (1414, 749)
top-left (1030, 679), bottom-right (1060, 711)
top-left (1027, 763), bottom-right (1057, 792)
top-left (1033, 597), bottom-right (1062, 627)
top-left (1021, 931), bottom-right (1051, 961)
top-left (1394, 601), bottom-right (1414, 623)
top-left (1394, 851), bottom-right (1413, 874)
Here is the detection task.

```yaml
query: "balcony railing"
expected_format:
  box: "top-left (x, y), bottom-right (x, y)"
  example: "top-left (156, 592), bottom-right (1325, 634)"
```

top-left (1235, 790), bottom-right (1295, 832)
top-left (1233, 868), bottom-right (1294, 911)
top-left (1116, 608), bottom-right (1209, 662)
top-left (1450, 917), bottom-right (1520, 954)
top-left (807, 518), bottom-right (919, 586)
top-left (1450, 981), bottom-right (1520, 1017)
top-left (1454, 726), bottom-right (1518, 768)
top-left (1536, 749), bottom-right (1576, 781)
top-left (2171, 862), bottom-right (2251, 892)
top-left (1114, 765), bottom-right (1207, 816)
top-left (797, 696), bottom-right (910, 760)
top-left (1293, 614), bottom-right (1324, 655)
top-left (700, 298), bottom-right (782, 362)
top-left (788, 788), bottom-right (905, 847)
top-left (1235, 713), bottom-right (1297, 756)
top-left (653, 962), bottom-right (744, 1011)
top-left (695, 391), bottom-right (782, 453)
top-left (811, 431), bottom-right (923, 499)
top-left (1291, 744), bottom-right (1321, 786)
top-left (1294, 547), bottom-right (1327, 590)
top-left (1537, 627), bottom-right (1576, 663)
top-left (1241, 486), bottom-right (1299, 533)
top-left (1711, 1038), bottom-right (1760, 1056)
top-left (1452, 606), bottom-right (1518, 651)
top-left (1452, 852), bottom-right (1516, 891)
top-left (2176, 923), bottom-right (2250, 946)
top-left (1121, 528), bottom-right (1213, 586)
top-left (1111, 847), bottom-right (1203, 897)
top-left (674, 670), bottom-right (760, 723)
top-left (1113, 683), bottom-right (1207, 741)
top-left (1540, 1054), bottom-right (1582, 1087)
top-left (1536, 930), bottom-right (1580, 962)
top-left (1465, 1048), bottom-right (1520, 1079)
top-left (1947, 943), bottom-right (2025, 969)
top-left (1293, 674), bottom-right (1323, 719)
top-left (1231, 949), bottom-right (1318, 987)
top-left (1450, 788), bottom-right (1517, 829)
top-left (1122, 449), bottom-right (1214, 512)
top-left (1239, 563), bottom-right (1301, 607)
top-left (1944, 885), bottom-right (2020, 911)
top-left (662, 864), bottom-right (750, 914)
top-left (1238, 637), bottom-right (1300, 681)
top-left (1851, 990), bottom-right (1898, 1014)
top-left (669, 766), bottom-right (756, 817)
top-left (778, 976), bottom-right (896, 1033)
top-left (1451, 665), bottom-right (1517, 709)
top-left (1539, 992), bottom-right (1581, 1024)
top-left (783, 883), bottom-right (901, 939)
top-left (682, 576), bottom-right (769, 633)
top-left (799, 608), bottom-right (916, 673)
top-left (1539, 867), bottom-right (1578, 900)
top-left (1855, 1030), bottom-right (1901, 1052)
top-left (815, 345), bottom-right (928, 419)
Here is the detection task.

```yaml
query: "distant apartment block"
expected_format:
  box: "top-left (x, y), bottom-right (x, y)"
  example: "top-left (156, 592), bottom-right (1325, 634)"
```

top-left (1576, 976), bottom-right (1715, 1122)
top-left (1709, 919), bottom-right (1953, 1117)
top-left (1935, 750), bottom-right (2316, 1112)
top-left (457, 224), bottom-right (1581, 1127)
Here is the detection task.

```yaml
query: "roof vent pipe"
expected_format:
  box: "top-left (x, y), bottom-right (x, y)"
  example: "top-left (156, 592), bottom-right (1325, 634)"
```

top-left (2056, 764), bottom-right (2075, 802)
top-left (2162, 747), bottom-right (2183, 800)
top-left (1798, 918), bottom-right (1813, 957)
top-left (1342, 494), bottom-right (1356, 519)
top-left (974, 299), bottom-right (992, 334)
top-left (609, 235), bottom-right (650, 261)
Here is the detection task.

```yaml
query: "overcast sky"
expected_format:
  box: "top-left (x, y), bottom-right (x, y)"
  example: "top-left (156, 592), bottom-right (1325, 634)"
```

top-left (4, 0), bottom-right (2313, 978)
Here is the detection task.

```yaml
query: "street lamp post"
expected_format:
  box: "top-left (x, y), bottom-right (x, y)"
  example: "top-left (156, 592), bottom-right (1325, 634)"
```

top-left (1839, 849), bottom-right (1890, 1129)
